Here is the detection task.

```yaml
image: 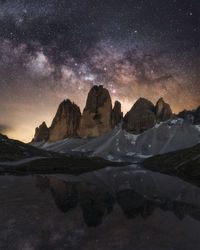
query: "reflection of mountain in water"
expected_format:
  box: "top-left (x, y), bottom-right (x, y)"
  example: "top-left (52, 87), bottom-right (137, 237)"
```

top-left (2, 167), bottom-right (200, 250)
top-left (34, 171), bottom-right (200, 227)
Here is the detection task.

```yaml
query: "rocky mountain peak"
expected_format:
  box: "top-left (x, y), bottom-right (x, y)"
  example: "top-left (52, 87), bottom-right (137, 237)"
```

top-left (123, 98), bottom-right (156, 134)
top-left (32, 121), bottom-right (49, 142)
top-left (178, 105), bottom-right (200, 124)
top-left (155, 98), bottom-right (172, 122)
top-left (48, 99), bottom-right (81, 142)
top-left (78, 85), bottom-right (112, 137)
top-left (84, 85), bottom-right (111, 113)
top-left (133, 98), bottom-right (155, 111)
top-left (32, 86), bottom-right (176, 141)
top-left (123, 97), bottom-right (173, 134)
top-left (111, 101), bottom-right (123, 128)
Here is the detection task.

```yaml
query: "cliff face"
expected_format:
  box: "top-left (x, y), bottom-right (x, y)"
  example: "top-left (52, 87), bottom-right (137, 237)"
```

top-left (155, 98), bottom-right (172, 122)
top-left (123, 98), bottom-right (156, 134)
top-left (78, 85), bottom-right (113, 137)
top-left (111, 101), bottom-right (123, 128)
top-left (32, 85), bottom-right (176, 141)
top-left (32, 122), bottom-right (49, 142)
top-left (48, 99), bottom-right (81, 142)
top-left (123, 97), bottom-right (173, 134)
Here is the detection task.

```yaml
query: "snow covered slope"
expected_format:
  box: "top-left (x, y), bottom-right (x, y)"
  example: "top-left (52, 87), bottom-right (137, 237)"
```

top-left (31, 119), bottom-right (200, 162)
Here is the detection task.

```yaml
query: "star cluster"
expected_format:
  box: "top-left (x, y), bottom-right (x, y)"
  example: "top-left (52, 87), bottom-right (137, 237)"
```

top-left (0, 0), bottom-right (199, 141)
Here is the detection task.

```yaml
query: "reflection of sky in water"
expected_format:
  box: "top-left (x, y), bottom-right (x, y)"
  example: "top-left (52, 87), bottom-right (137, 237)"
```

top-left (1, 166), bottom-right (200, 249)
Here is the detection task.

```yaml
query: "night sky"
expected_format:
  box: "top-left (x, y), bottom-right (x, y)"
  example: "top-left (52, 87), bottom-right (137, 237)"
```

top-left (0, 0), bottom-right (199, 142)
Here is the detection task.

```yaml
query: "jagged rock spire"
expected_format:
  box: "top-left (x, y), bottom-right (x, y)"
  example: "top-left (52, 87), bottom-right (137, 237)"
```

top-left (48, 99), bottom-right (81, 142)
top-left (32, 122), bottom-right (49, 142)
top-left (111, 101), bottom-right (123, 128)
top-left (155, 98), bottom-right (172, 122)
top-left (78, 85), bottom-right (112, 137)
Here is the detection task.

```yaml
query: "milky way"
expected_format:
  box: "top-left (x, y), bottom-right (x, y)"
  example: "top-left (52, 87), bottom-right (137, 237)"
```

top-left (0, 0), bottom-right (199, 142)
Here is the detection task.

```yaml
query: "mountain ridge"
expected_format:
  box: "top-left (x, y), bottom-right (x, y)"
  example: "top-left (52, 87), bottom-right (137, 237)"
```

top-left (32, 85), bottom-right (180, 142)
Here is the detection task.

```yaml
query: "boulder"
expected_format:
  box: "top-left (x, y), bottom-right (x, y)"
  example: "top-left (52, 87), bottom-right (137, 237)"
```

top-left (78, 85), bottom-right (112, 137)
top-left (111, 101), bottom-right (123, 128)
top-left (32, 122), bottom-right (49, 142)
top-left (123, 98), bottom-right (156, 134)
top-left (49, 99), bottom-right (81, 142)
top-left (155, 98), bottom-right (172, 122)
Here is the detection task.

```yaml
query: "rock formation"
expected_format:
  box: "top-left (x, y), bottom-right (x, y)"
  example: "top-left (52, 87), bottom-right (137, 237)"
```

top-left (111, 101), bottom-right (123, 128)
top-left (123, 98), bottom-right (156, 134)
top-left (123, 97), bottom-right (174, 134)
top-left (32, 86), bottom-right (175, 140)
top-left (155, 98), bottom-right (172, 122)
top-left (48, 99), bottom-right (81, 142)
top-left (78, 85), bottom-right (112, 137)
top-left (32, 122), bottom-right (49, 142)
top-left (178, 106), bottom-right (200, 124)
top-left (0, 133), bottom-right (8, 140)
top-left (194, 106), bottom-right (200, 124)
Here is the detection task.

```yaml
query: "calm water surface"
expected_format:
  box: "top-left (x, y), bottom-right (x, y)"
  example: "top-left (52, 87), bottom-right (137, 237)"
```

top-left (1, 165), bottom-right (200, 250)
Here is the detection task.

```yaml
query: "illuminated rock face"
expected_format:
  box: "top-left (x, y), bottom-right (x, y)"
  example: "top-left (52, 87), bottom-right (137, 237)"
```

top-left (78, 85), bottom-right (113, 137)
top-left (123, 98), bottom-right (157, 134)
top-left (123, 97), bottom-right (173, 134)
top-left (155, 98), bottom-right (172, 122)
top-left (111, 101), bottom-right (123, 128)
top-left (48, 99), bottom-right (81, 142)
top-left (32, 86), bottom-right (174, 141)
top-left (32, 86), bottom-right (123, 141)
top-left (32, 122), bottom-right (49, 142)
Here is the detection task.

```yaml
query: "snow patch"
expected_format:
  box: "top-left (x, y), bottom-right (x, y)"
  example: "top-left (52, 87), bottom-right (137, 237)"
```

top-left (136, 154), bottom-right (153, 159)
top-left (155, 123), bottom-right (162, 128)
top-left (124, 131), bottom-right (139, 145)
top-left (107, 155), bottom-right (114, 161)
top-left (195, 125), bottom-right (200, 133)
top-left (126, 152), bottom-right (136, 156)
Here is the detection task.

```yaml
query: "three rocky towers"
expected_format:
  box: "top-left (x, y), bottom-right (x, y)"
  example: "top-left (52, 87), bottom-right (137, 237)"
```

top-left (32, 85), bottom-right (172, 142)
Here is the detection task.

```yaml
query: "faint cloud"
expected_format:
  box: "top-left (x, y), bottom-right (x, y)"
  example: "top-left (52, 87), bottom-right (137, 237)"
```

top-left (0, 124), bottom-right (12, 134)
